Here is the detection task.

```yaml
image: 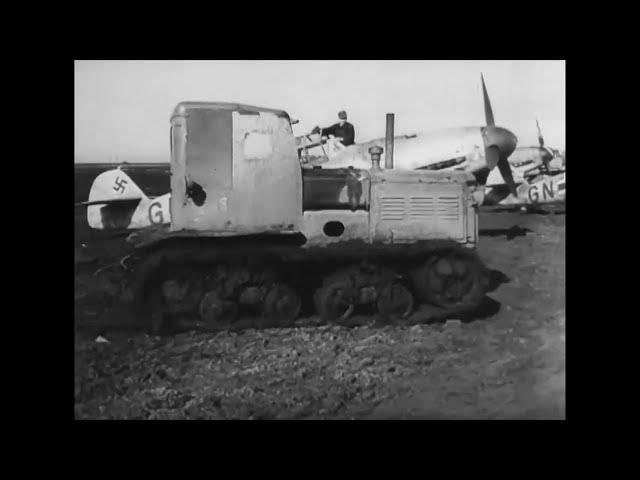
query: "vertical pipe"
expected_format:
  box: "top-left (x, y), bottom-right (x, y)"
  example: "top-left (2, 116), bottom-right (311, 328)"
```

top-left (368, 146), bottom-right (383, 170)
top-left (385, 113), bottom-right (395, 169)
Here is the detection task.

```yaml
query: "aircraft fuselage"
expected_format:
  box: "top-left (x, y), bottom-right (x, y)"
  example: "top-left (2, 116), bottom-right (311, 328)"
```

top-left (315, 127), bottom-right (491, 173)
top-left (484, 172), bottom-right (566, 207)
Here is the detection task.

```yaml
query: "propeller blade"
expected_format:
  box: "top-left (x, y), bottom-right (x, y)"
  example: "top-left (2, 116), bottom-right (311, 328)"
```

top-left (481, 74), bottom-right (495, 126)
top-left (536, 118), bottom-right (544, 147)
top-left (498, 155), bottom-right (518, 198)
top-left (473, 167), bottom-right (491, 186)
top-left (485, 145), bottom-right (500, 170)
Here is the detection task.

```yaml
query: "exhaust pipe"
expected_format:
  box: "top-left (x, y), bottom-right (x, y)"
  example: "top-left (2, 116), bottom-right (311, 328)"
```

top-left (369, 146), bottom-right (383, 170)
top-left (385, 113), bottom-right (394, 169)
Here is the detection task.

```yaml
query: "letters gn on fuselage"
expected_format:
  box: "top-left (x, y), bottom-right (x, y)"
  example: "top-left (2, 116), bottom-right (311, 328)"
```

top-left (526, 175), bottom-right (565, 204)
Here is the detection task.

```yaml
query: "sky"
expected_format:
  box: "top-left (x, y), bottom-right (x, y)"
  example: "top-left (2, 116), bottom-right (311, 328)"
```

top-left (74, 60), bottom-right (565, 163)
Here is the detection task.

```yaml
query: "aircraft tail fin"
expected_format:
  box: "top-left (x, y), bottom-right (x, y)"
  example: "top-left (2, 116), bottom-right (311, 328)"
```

top-left (84, 168), bottom-right (147, 205)
top-left (81, 168), bottom-right (148, 230)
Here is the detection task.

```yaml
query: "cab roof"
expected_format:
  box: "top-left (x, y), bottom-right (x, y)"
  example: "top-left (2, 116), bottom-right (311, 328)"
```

top-left (172, 101), bottom-right (290, 120)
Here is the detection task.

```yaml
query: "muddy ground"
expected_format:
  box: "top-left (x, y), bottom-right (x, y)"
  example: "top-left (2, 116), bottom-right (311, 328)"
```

top-left (74, 207), bottom-right (565, 420)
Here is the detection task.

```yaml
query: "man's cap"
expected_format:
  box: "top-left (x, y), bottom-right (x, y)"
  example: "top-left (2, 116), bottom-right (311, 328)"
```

top-left (338, 110), bottom-right (347, 120)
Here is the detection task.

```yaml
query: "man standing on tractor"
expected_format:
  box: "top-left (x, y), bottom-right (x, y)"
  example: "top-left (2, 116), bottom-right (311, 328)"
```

top-left (312, 110), bottom-right (355, 146)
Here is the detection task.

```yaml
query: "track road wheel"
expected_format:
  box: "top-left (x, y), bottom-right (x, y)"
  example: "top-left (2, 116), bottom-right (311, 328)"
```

top-left (161, 275), bottom-right (203, 315)
top-left (263, 284), bottom-right (302, 326)
top-left (412, 252), bottom-right (486, 310)
top-left (199, 291), bottom-right (239, 329)
top-left (138, 269), bottom-right (202, 334)
top-left (314, 285), bottom-right (355, 324)
top-left (377, 283), bottom-right (414, 319)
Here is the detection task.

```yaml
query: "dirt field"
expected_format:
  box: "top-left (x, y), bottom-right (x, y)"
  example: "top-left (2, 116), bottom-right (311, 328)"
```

top-left (74, 207), bottom-right (565, 420)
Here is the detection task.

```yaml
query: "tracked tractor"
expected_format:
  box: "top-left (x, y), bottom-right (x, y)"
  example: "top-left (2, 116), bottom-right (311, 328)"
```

top-left (127, 102), bottom-right (490, 333)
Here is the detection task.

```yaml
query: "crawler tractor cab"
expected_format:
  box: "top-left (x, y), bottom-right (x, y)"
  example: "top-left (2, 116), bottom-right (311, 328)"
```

top-left (131, 102), bottom-right (487, 333)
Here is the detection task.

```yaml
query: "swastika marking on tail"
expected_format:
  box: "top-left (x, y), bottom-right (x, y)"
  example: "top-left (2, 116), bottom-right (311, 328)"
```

top-left (113, 176), bottom-right (128, 194)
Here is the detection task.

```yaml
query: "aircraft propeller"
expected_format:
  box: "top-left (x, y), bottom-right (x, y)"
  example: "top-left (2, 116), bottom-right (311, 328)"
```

top-left (536, 118), bottom-right (545, 147)
top-left (481, 74), bottom-right (518, 197)
top-left (536, 118), bottom-right (555, 173)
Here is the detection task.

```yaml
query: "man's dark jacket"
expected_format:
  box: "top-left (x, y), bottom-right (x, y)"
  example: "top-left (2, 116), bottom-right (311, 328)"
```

top-left (321, 122), bottom-right (355, 146)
